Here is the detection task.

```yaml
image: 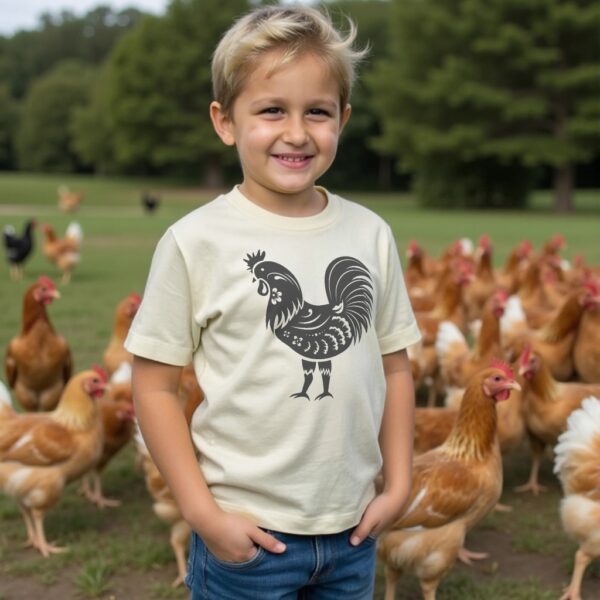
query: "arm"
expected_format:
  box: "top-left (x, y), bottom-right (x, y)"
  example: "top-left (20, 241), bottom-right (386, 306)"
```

top-left (132, 356), bottom-right (285, 561)
top-left (351, 349), bottom-right (414, 544)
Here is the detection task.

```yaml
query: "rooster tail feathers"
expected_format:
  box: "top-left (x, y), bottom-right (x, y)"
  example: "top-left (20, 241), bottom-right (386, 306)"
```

top-left (66, 222), bottom-right (83, 243)
top-left (324, 257), bottom-right (373, 341)
top-left (554, 396), bottom-right (600, 477)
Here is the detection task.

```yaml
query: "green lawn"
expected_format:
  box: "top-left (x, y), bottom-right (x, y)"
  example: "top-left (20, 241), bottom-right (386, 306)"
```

top-left (0, 173), bottom-right (599, 599)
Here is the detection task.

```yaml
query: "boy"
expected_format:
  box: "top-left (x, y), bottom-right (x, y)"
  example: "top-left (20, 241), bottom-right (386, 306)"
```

top-left (127, 6), bottom-right (421, 599)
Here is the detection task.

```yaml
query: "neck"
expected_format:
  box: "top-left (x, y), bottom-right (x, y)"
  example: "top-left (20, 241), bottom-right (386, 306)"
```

top-left (444, 386), bottom-right (497, 460)
top-left (475, 306), bottom-right (501, 358)
top-left (53, 386), bottom-right (97, 431)
top-left (22, 295), bottom-right (52, 333)
top-left (239, 184), bottom-right (326, 218)
top-left (540, 293), bottom-right (583, 342)
top-left (527, 362), bottom-right (558, 401)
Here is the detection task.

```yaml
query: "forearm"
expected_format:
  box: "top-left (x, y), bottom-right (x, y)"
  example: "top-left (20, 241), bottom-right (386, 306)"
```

top-left (132, 357), bottom-right (219, 528)
top-left (379, 350), bottom-right (415, 499)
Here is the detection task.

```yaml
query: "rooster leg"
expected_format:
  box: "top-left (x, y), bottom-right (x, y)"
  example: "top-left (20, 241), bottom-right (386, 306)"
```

top-left (291, 360), bottom-right (315, 399)
top-left (458, 546), bottom-right (489, 565)
top-left (19, 504), bottom-right (38, 548)
top-left (170, 520), bottom-right (191, 587)
top-left (560, 548), bottom-right (591, 600)
top-left (31, 508), bottom-right (67, 557)
top-left (514, 440), bottom-right (547, 495)
top-left (315, 361), bottom-right (333, 400)
top-left (384, 566), bottom-right (400, 600)
top-left (420, 578), bottom-right (440, 600)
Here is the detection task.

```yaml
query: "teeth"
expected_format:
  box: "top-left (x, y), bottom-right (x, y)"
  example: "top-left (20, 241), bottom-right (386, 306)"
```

top-left (278, 156), bottom-right (306, 162)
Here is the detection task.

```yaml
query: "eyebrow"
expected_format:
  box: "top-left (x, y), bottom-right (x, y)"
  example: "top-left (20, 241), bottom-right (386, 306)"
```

top-left (249, 98), bottom-right (338, 110)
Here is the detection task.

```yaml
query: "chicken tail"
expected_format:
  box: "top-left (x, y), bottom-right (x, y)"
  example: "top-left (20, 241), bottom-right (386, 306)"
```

top-left (554, 396), bottom-right (600, 486)
top-left (324, 257), bottom-right (373, 342)
top-left (65, 222), bottom-right (83, 244)
top-left (435, 321), bottom-right (468, 362)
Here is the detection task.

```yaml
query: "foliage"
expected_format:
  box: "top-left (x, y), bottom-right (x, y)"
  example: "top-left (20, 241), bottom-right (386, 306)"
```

top-left (0, 85), bottom-right (18, 169)
top-left (70, 66), bottom-right (118, 174)
top-left (0, 7), bottom-right (147, 99)
top-left (369, 0), bottom-right (600, 209)
top-left (105, 0), bottom-right (248, 180)
top-left (15, 60), bottom-right (94, 172)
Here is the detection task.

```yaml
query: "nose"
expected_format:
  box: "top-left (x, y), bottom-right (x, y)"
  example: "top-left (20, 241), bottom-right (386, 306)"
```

top-left (282, 114), bottom-right (309, 146)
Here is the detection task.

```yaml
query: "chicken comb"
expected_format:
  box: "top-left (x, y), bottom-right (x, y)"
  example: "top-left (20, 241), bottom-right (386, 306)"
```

top-left (129, 292), bottom-right (142, 304)
top-left (244, 250), bottom-right (266, 272)
top-left (407, 240), bottom-right (420, 255)
top-left (479, 233), bottom-right (491, 249)
top-left (519, 343), bottom-right (532, 367)
top-left (519, 240), bottom-right (533, 256)
top-left (550, 234), bottom-right (565, 249)
top-left (490, 358), bottom-right (514, 379)
top-left (494, 287), bottom-right (509, 302)
top-left (583, 278), bottom-right (600, 296)
top-left (37, 275), bottom-right (56, 289)
top-left (92, 364), bottom-right (109, 383)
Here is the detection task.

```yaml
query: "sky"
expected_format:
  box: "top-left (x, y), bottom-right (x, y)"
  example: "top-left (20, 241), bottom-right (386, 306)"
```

top-left (0, 0), bottom-right (170, 35)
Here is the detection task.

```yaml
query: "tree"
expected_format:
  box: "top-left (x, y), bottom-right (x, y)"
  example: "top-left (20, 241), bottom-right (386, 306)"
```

top-left (106, 0), bottom-right (249, 181)
top-left (16, 60), bottom-right (93, 172)
top-left (70, 66), bottom-right (117, 174)
top-left (368, 0), bottom-right (600, 210)
top-left (0, 85), bottom-right (18, 169)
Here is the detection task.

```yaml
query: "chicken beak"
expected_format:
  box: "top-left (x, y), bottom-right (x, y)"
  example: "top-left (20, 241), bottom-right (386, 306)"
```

top-left (507, 380), bottom-right (521, 392)
top-left (50, 289), bottom-right (61, 300)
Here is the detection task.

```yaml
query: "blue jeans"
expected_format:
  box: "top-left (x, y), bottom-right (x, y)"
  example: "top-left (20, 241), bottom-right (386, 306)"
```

top-left (185, 528), bottom-right (377, 599)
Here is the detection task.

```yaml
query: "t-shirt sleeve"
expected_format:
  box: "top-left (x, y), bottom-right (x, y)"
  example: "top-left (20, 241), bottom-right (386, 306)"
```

top-left (375, 225), bottom-right (421, 355)
top-left (124, 228), bottom-right (198, 366)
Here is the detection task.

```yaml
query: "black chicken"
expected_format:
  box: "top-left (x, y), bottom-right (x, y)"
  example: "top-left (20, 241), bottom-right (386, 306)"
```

top-left (141, 191), bottom-right (160, 213)
top-left (3, 219), bottom-right (36, 281)
top-left (245, 250), bottom-right (374, 400)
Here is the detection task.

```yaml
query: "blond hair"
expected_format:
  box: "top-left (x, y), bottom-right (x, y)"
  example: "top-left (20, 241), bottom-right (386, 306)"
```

top-left (212, 5), bottom-right (367, 116)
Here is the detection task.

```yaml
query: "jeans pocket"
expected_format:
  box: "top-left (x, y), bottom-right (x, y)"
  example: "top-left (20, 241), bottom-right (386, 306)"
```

top-left (365, 534), bottom-right (378, 544)
top-left (207, 545), bottom-right (266, 571)
top-left (184, 531), bottom-right (199, 588)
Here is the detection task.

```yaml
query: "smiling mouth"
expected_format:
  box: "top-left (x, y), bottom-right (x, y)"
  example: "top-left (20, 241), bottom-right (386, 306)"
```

top-left (273, 154), bottom-right (312, 163)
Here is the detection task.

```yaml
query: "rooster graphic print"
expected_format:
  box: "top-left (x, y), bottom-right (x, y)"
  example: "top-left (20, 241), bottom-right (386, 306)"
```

top-left (244, 250), bottom-right (374, 400)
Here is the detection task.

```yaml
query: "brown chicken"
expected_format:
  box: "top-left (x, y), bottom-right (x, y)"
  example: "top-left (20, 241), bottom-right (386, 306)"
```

top-left (573, 279), bottom-right (600, 383)
top-left (57, 185), bottom-right (84, 213)
top-left (436, 288), bottom-right (508, 390)
top-left (463, 234), bottom-right (498, 321)
top-left (554, 396), bottom-right (600, 600)
top-left (5, 276), bottom-right (72, 411)
top-left (377, 363), bottom-right (520, 600)
top-left (516, 345), bottom-right (600, 495)
top-left (0, 368), bottom-right (107, 556)
top-left (102, 293), bottom-right (142, 375)
top-left (41, 222), bottom-right (83, 284)
top-left (80, 362), bottom-right (135, 508)
top-left (134, 363), bottom-right (203, 586)
top-left (504, 281), bottom-right (600, 382)
top-left (496, 239), bottom-right (532, 294)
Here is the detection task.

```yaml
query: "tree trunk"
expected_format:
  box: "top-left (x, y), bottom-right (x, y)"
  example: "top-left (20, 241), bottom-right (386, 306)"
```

top-left (203, 156), bottom-right (224, 189)
top-left (552, 164), bottom-right (574, 213)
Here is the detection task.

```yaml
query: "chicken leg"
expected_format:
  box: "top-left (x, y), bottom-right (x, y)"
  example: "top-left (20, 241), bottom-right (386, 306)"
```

top-left (384, 566), bottom-right (400, 600)
top-left (170, 520), bottom-right (191, 587)
top-left (560, 548), bottom-right (592, 600)
top-left (315, 361), bottom-right (333, 400)
top-left (291, 360), bottom-right (315, 399)
top-left (31, 508), bottom-right (67, 557)
top-left (515, 437), bottom-right (547, 495)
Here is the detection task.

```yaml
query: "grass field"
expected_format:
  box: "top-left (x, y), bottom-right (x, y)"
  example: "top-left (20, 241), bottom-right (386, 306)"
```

top-left (0, 173), bottom-right (599, 599)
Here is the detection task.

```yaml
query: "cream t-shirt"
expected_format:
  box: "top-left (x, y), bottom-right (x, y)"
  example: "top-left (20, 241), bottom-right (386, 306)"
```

top-left (125, 187), bottom-right (421, 534)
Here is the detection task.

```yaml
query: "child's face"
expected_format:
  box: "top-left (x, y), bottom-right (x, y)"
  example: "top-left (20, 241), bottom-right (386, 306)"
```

top-left (210, 50), bottom-right (351, 213)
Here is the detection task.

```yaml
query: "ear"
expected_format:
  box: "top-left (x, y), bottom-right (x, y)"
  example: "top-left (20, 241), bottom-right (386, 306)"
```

top-left (339, 103), bottom-right (352, 133)
top-left (210, 101), bottom-right (235, 146)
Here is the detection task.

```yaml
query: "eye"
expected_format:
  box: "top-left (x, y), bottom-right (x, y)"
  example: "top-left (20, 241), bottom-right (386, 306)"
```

top-left (494, 376), bottom-right (501, 382)
top-left (307, 108), bottom-right (331, 118)
top-left (261, 107), bottom-right (283, 115)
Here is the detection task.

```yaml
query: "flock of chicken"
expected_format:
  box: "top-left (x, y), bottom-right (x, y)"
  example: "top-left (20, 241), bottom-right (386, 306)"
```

top-left (1, 226), bottom-right (599, 598)
top-left (383, 233), bottom-right (600, 600)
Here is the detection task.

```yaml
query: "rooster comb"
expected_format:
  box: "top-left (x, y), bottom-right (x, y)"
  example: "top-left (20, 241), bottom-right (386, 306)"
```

top-left (583, 278), bottom-right (600, 296)
top-left (129, 292), bottom-right (142, 304)
top-left (490, 358), bottom-right (514, 379)
top-left (244, 250), bottom-right (266, 272)
top-left (92, 364), bottom-right (108, 383)
top-left (37, 275), bottom-right (55, 289)
top-left (519, 343), bottom-right (533, 366)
